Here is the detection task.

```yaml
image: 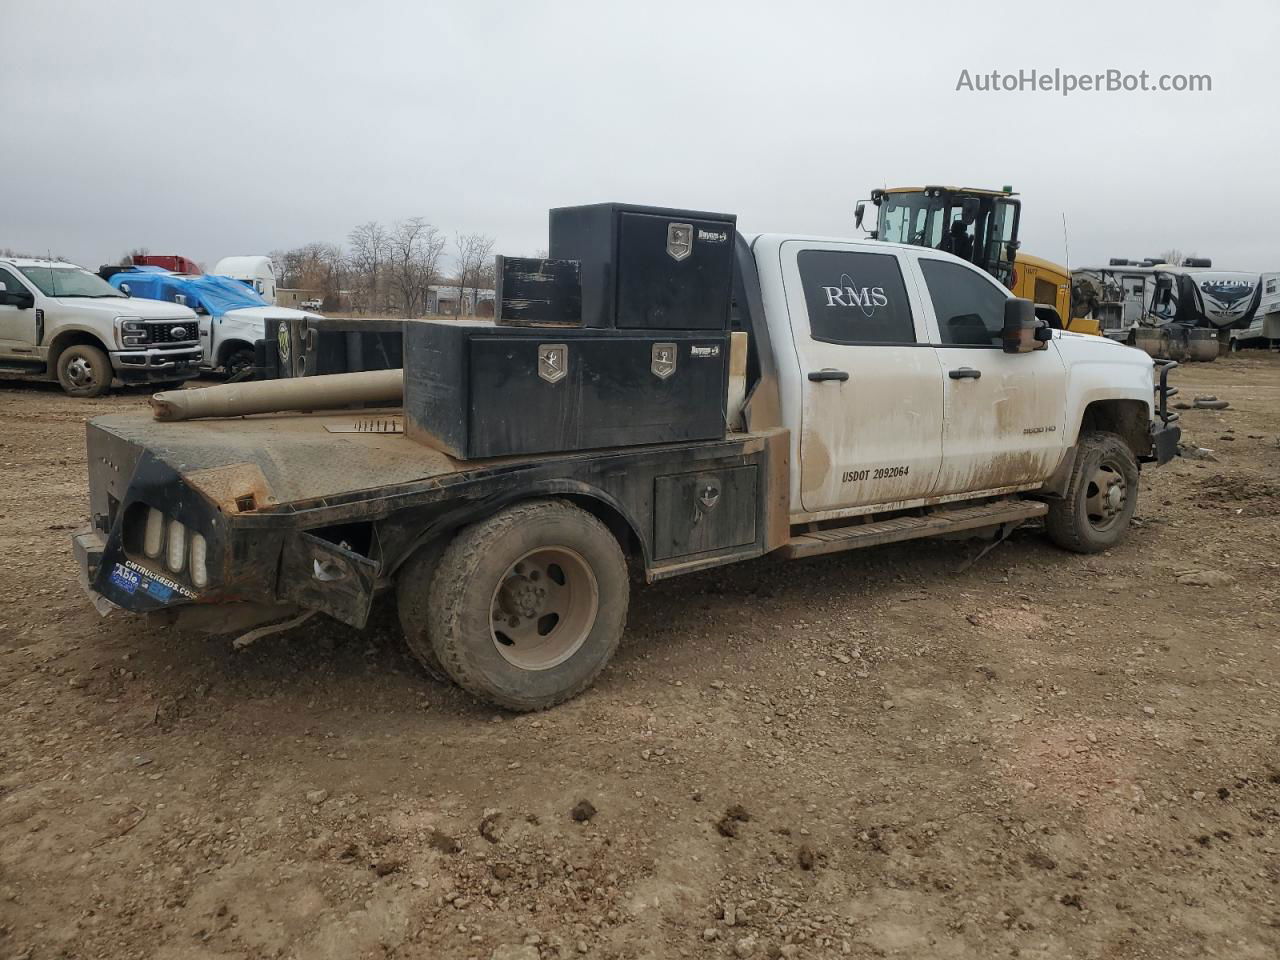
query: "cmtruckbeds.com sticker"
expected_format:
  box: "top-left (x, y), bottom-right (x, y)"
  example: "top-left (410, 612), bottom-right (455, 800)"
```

top-left (112, 560), bottom-right (197, 600)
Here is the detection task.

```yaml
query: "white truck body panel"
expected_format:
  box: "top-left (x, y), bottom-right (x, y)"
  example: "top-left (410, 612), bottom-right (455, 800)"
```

top-left (751, 235), bottom-right (1156, 524)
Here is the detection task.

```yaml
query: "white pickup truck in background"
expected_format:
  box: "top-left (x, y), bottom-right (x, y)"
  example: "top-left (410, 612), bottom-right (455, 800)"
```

top-left (0, 258), bottom-right (202, 397)
top-left (74, 207), bottom-right (1180, 711)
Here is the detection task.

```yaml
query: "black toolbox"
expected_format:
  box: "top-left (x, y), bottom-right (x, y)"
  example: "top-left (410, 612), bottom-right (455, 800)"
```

top-left (547, 203), bottom-right (736, 330)
top-left (404, 320), bottom-right (730, 459)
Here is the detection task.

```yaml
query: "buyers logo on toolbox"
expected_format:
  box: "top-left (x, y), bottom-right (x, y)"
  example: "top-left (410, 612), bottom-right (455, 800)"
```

top-left (666, 222), bottom-right (694, 261)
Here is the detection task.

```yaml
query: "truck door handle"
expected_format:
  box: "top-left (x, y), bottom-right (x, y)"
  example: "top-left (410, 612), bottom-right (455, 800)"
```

top-left (948, 367), bottom-right (982, 380)
top-left (808, 369), bottom-right (849, 382)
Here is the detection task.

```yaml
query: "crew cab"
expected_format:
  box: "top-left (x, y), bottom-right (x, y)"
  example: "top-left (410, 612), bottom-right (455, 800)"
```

top-left (106, 267), bottom-right (323, 377)
top-left (0, 258), bottom-right (202, 397)
top-left (72, 206), bottom-right (1179, 711)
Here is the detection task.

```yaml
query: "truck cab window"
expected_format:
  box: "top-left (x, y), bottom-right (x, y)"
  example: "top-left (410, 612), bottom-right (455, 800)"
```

top-left (0, 267), bottom-right (26, 295)
top-left (798, 250), bottom-right (915, 345)
top-left (920, 258), bottom-right (1007, 347)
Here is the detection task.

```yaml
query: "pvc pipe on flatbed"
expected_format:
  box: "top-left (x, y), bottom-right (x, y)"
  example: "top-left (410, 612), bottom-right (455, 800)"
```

top-left (151, 369), bottom-right (404, 422)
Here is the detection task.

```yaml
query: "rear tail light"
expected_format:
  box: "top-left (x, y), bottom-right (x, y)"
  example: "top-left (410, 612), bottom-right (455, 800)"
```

top-left (189, 533), bottom-right (209, 588)
top-left (165, 518), bottom-right (186, 573)
top-left (143, 508), bottom-right (165, 558)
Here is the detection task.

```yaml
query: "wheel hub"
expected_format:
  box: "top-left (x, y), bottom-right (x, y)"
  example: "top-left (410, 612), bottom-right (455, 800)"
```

top-left (1085, 460), bottom-right (1128, 530)
top-left (67, 357), bottom-right (94, 387)
top-left (489, 547), bottom-right (599, 671)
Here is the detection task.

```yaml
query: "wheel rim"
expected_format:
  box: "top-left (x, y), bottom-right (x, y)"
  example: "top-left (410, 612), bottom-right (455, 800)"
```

top-left (1084, 458), bottom-right (1128, 532)
top-left (489, 546), bottom-right (598, 671)
top-left (66, 355), bottom-right (96, 388)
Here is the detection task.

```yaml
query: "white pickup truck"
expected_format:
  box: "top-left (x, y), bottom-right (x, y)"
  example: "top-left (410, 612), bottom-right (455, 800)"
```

top-left (73, 218), bottom-right (1179, 711)
top-left (105, 268), bottom-right (323, 378)
top-left (0, 258), bottom-right (202, 396)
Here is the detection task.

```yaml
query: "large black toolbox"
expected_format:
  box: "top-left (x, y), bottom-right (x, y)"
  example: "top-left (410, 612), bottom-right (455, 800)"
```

top-left (547, 203), bottom-right (736, 330)
top-left (404, 320), bottom-right (729, 459)
top-left (262, 317), bottom-right (404, 378)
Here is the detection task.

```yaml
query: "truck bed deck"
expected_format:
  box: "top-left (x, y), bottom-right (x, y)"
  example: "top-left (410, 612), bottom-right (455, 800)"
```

top-left (90, 407), bottom-right (461, 508)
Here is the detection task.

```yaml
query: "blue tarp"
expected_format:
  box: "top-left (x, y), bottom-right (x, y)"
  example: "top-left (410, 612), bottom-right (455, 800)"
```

top-left (108, 270), bottom-right (268, 317)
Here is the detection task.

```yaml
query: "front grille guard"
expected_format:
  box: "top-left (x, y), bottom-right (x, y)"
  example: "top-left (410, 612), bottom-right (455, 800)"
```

top-left (1153, 359), bottom-right (1179, 424)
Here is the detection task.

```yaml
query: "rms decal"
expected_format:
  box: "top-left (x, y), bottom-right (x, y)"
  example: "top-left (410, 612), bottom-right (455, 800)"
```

top-left (822, 285), bottom-right (889, 308)
top-left (821, 273), bottom-right (889, 318)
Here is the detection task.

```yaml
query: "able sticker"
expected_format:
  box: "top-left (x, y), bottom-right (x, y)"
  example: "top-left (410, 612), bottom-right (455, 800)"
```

top-left (109, 563), bottom-right (140, 594)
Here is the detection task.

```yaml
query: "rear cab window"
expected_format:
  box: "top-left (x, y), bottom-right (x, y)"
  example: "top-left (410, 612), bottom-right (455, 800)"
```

top-left (797, 249), bottom-right (917, 344)
top-left (919, 258), bottom-right (1008, 347)
top-left (0, 266), bottom-right (30, 296)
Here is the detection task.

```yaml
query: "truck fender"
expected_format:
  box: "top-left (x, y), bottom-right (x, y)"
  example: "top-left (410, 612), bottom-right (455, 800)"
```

top-left (47, 325), bottom-right (112, 362)
top-left (1063, 371), bottom-right (1154, 447)
top-left (387, 480), bottom-right (648, 580)
top-left (216, 338), bottom-right (255, 366)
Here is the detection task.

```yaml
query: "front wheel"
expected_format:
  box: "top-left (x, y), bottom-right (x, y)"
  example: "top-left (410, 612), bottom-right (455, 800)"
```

top-left (224, 347), bottom-right (255, 381)
top-left (426, 500), bottom-right (629, 711)
top-left (56, 344), bottom-right (112, 398)
top-left (1045, 431), bottom-right (1140, 553)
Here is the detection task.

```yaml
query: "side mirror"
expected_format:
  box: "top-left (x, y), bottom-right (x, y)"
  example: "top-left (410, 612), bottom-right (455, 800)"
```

top-left (119, 283), bottom-right (132, 296)
top-left (0, 288), bottom-right (35, 309)
top-left (855, 200), bottom-right (866, 230)
top-left (1002, 297), bottom-right (1046, 353)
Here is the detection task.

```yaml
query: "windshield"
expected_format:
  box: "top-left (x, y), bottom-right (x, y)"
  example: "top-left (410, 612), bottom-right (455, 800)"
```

top-left (18, 265), bottom-right (126, 298)
top-left (879, 193), bottom-right (946, 247)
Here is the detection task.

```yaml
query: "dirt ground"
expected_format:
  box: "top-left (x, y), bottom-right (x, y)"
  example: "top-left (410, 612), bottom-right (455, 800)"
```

top-left (2, 355), bottom-right (1278, 960)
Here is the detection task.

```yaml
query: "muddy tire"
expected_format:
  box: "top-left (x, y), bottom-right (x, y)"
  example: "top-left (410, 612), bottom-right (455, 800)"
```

top-left (224, 347), bottom-right (255, 381)
top-left (56, 343), bottom-right (111, 398)
top-left (396, 538), bottom-right (453, 683)
top-left (1046, 431), bottom-right (1140, 554)
top-left (428, 499), bottom-right (628, 711)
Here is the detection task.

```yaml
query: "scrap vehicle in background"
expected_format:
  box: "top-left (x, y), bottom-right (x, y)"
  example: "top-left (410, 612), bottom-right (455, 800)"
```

top-left (1070, 257), bottom-right (1264, 360)
top-left (103, 266), bottom-right (322, 378)
top-left (856, 185), bottom-right (1100, 336)
top-left (1226, 272), bottom-right (1279, 352)
top-left (213, 255), bottom-right (277, 304)
top-left (0, 257), bottom-right (201, 397)
top-left (72, 201), bottom-right (1179, 712)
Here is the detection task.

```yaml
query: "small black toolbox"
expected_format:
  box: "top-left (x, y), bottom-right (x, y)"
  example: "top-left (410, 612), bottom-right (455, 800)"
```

top-left (547, 203), bottom-right (736, 330)
top-left (404, 320), bottom-right (729, 459)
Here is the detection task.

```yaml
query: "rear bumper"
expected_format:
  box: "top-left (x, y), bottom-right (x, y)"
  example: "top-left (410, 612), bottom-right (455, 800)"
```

top-left (110, 345), bottom-right (203, 382)
top-left (72, 527), bottom-right (116, 615)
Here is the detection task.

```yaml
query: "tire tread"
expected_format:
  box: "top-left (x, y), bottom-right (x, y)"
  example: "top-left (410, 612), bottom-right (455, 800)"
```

top-left (429, 499), bottom-right (626, 712)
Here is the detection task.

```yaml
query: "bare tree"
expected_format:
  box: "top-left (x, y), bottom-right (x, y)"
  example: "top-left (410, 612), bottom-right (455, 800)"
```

top-left (119, 247), bottom-right (150, 266)
top-left (347, 221), bottom-right (390, 315)
top-left (454, 233), bottom-right (495, 315)
top-left (1159, 248), bottom-right (1184, 266)
top-left (388, 218), bottom-right (446, 316)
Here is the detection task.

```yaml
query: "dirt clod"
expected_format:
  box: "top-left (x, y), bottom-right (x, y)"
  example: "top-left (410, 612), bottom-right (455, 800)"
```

top-left (570, 799), bottom-right (597, 823)
top-left (428, 829), bottom-right (461, 854)
top-left (716, 804), bottom-right (752, 838)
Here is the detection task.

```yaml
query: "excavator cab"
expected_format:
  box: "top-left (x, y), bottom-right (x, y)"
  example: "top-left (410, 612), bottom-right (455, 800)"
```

top-left (861, 186), bottom-right (1022, 287)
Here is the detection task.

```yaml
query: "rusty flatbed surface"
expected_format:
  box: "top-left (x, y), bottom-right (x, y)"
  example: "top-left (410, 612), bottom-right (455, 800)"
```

top-left (89, 407), bottom-right (464, 507)
top-left (90, 408), bottom-right (775, 512)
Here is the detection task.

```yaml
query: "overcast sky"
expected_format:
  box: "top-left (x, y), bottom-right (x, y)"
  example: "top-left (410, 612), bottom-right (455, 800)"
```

top-left (3, 0), bottom-right (1277, 273)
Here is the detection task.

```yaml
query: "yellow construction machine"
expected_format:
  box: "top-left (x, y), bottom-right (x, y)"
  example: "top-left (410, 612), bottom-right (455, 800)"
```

top-left (856, 185), bottom-right (1100, 335)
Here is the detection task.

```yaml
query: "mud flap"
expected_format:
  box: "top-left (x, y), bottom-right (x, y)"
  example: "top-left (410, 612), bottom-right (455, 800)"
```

top-left (276, 531), bottom-right (380, 628)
